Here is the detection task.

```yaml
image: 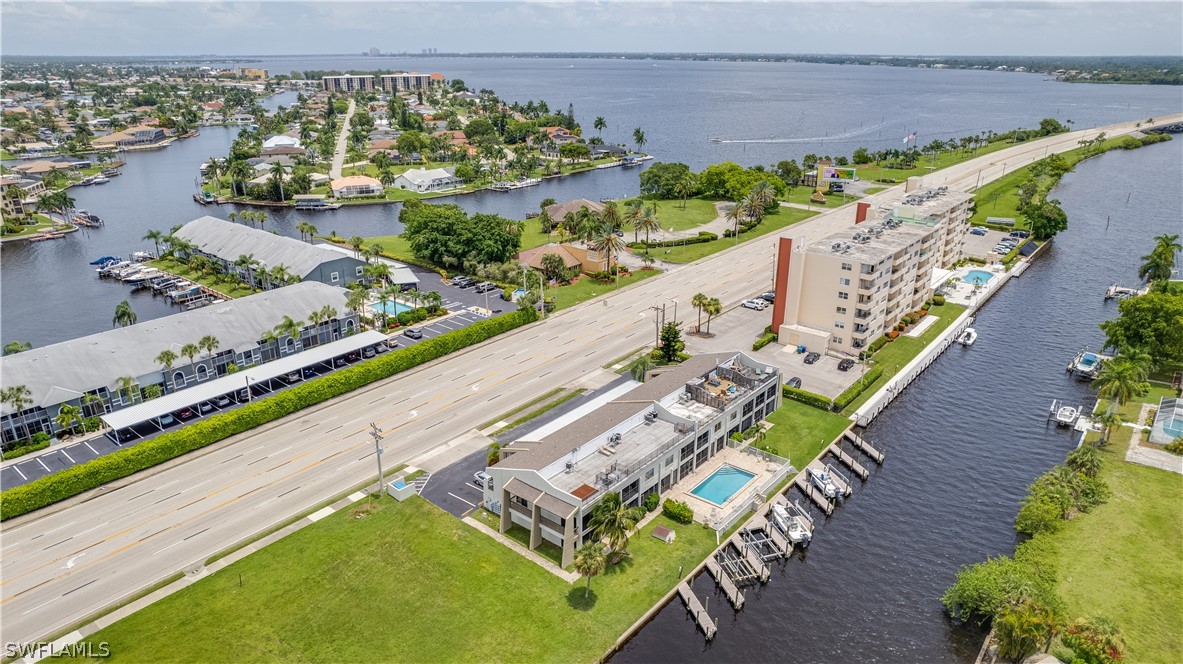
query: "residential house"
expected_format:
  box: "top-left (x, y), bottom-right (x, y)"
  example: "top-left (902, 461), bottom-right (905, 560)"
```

top-left (391, 167), bottom-right (463, 193)
top-left (330, 175), bottom-right (384, 198)
top-left (544, 198), bottom-right (604, 221)
top-left (516, 243), bottom-right (608, 276)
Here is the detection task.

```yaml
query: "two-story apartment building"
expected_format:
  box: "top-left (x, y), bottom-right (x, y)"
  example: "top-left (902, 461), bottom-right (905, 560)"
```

top-left (483, 352), bottom-right (781, 567)
top-left (773, 187), bottom-right (972, 356)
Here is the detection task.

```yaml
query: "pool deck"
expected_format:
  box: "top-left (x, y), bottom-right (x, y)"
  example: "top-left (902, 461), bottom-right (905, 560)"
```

top-left (689, 465), bottom-right (756, 505)
top-left (664, 448), bottom-right (779, 524)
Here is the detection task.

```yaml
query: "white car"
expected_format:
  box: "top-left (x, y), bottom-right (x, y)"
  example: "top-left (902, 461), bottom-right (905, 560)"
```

top-left (742, 299), bottom-right (767, 311)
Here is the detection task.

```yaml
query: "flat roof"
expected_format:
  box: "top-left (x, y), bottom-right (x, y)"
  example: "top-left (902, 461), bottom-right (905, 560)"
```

top-left (101, 331), bottom-right (387, 430)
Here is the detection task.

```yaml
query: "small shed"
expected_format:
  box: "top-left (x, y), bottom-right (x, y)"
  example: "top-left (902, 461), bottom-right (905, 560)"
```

top-left (652, 525), bottom-right (677, 544)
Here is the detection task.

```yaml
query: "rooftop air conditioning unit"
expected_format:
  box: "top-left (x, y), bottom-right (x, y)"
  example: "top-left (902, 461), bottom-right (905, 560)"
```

top-left (609, 432), bottom-right (622, 444)
top-left (565, 461), bottom-right (574, 473)
top-left (644, 411), bottom-right (658, 423)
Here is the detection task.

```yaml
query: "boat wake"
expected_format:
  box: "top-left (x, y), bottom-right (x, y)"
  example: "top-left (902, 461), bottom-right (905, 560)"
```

top-left (710, 121), bottom-right (893, 145)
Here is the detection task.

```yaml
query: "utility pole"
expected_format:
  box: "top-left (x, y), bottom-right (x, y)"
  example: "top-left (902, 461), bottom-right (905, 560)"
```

top-left (369, 422), bottom-right (384, 498)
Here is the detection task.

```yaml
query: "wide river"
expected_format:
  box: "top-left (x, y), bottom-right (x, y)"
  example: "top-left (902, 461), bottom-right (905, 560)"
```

top-left (1, 59), bottom-right (1180, 660)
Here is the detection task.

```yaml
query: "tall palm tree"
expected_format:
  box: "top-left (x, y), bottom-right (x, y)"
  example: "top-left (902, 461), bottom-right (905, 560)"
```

top-left (1139, 233), bottom-right (1181, 283)
top-left (234, 254), bottom-right (259, 287)
top-left (348, 235), bottom-right (365, 259)
top-left (624, 198), bottom-right (644, 243)
top-left (199, 335), bottom-right (220, 363)
top-left (635, 206), bottom-right (661, 250)
top-left (590, 492), bottom-right (645, 561)
top-left (143, 229), bottom-right (164, 257)
top-left (180, 342), bottom-right (201, 377)
top-left (273, 315), bottom-right (305, 346)
top-left (155, 349), bottom-right (178, 393)
top-left (423, 290), bottom-right (443, 312)
top-left (593, 116), bottom-right (606, 136)
top-left (592, 225), bottom-right (628, 280)
top-left (674, 175), bottom-right (696, 209)
top-left (632, 128), bottom-right (646, 155)
top-left (112, 300), bottom-right (137, 327)
top-left (114, 376), bottom-right (139, 405)
top-left (691, 292), bottom-right (708, 332)
top-left (346, 290), bottom-right (368, 329)
top-left (573, 541), bottom-right (607, 599)
top-left (1093, 358), bottom-right (1149, 420)
top-left (722, 202), bottom-right (743, 239)
top-left (269, 161), bottom-right (287, 201)
top-left (2, 385), bottom-right (33, 441)
top-left (55, 404), bottom-right (84, 437)
top-left (704, 297), bottom-right (722, 335)
top-left (600, 200), bottom-right (620, 231)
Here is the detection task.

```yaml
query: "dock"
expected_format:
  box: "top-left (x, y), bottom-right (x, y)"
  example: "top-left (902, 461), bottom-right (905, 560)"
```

top-left (677, 582), bottom-right (717, 641)
top-left (704, 558), bottom-right (745, 610)
top-left (827, 444), bottom-right (870, 480)
top-left (793, 477), bottom-right (834, 516)
top-left (844, 431), bottom-right (885, 464)
top-left (751, 515), bottom-right (792, 556)
top-left (716, 544), bottom-right (763, 587)
top-left (732, 535), bottom-right (772, 583)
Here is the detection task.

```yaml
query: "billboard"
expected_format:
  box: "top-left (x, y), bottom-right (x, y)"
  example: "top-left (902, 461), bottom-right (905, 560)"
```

top-left (821, 166), bottom-right (857, 181)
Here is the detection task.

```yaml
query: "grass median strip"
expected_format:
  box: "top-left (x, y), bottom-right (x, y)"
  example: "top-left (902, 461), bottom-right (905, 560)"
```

top-left (492, 389), bottom-right (587, 435)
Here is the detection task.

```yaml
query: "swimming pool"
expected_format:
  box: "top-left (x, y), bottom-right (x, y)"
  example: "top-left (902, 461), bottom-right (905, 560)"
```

top-left (370, 301), bottom-right (412, 316)
top-left (690, 464), bottom-right (756, 506)
top-left (965, 269), bottom-right (994, 286)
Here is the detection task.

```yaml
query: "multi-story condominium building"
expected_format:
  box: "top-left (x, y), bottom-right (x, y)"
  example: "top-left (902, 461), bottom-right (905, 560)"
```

top-left (321, 75), bottom-right (376, 93)
top-left (379, 73), bottom-right (441, 93)
top-left (773, 187), bottom-right (972, 356)
top-left (483, 352), bottom-right (781, 567)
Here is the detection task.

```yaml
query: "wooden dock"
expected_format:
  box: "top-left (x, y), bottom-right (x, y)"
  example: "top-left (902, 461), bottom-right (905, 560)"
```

top-left (794, 477), bottom-right (835, 516)
top-left (757, 515), bottom-right (793, 556)
top-left (823, 463), bottom-right (854, 497)
top-left (828, 444), bottom-right (870, 480)
top-left (734, 535), bottom-right (771, 583)
top-left (705, 558), bottom-right (745, 610)
top-left (845, 431), bottom-right (885, 464)
top-left (677, 581), bottom-right (717, 640)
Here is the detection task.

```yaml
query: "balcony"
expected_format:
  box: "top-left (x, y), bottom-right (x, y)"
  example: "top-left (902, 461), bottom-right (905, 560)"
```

top-left (858, 279), bottom-right (875, 291)
top-left (855, 309), bottom-right (871, 320)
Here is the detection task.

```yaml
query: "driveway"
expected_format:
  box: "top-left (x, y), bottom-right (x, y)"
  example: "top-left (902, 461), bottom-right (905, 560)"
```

top-left (419, 447), bottom-right (490, 518)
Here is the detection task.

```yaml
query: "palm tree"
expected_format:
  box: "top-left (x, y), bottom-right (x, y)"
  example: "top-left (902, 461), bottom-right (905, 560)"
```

top-left (593, 116), bottom-right (606, 136)
top-left (632, 128), bottom-right (646, 155)
top-left (601, 200), bottom-right (621, 231)
top-left (722, 202), bottom-right (743, 239)
top-left (180, 342), bottom-right (201, 376)
top-left (423, 290), bottom-right (443, 312)
top-left (1066, 444), bottom-right (1102, 478)
top-left (590, 492), bottom-right (645, 561)
top-left (112, 300), bottom-right (137, 327)
top-left (234, 254), bottom-right (259, 287)
top-left (487, 441), bottom-right (501, 466)
top-left (635, 206), bottom-right (661, 250)
top-left (199, 335), bottom-right (220, 363)
top-left (2, 385), bottom-right (33, 441)
top-left (624, 198), bottom-right (644, 243)
top-left (228, 211), bottom-right (238, 225)
top-left (155, 349), bottom-right (178, 393)
top-left (592, 225), bottom-right (628, 281)
top-left (227, 159), bottom-right (252, 197)
top-left (4, 340), bottom-right (32, 356)
top-left (629, 354), bottom-right (654, 382)
top-left (346, 290), bottom-right (368, 328)
top-left (273, 315), bottom-right (305, 346)
top-left (573, 541), bottom-right (607, 599)
top-left (704, 297), bottom-right (722, 335)
top-left (1093, 358), bottom-right (1149, 420)
top-left (363, 262), bottom-right (391, 287)
top-left (304, 222), bottom-right (319, 242)
top-left (691, 292), bottom-right (708, 332)
top-left (674, 175), bottom-right (696, 209)
top-left (143, 229), bottom-right (164, 257)
top-left (114, 376), bottom-right (139, 405)
top-left (269, 161), bottom-right (287, 201)
top-left (1139, 233), bottom-right (1181, 283)
top-left (54, 404), bottom-right (84, 437)
top-left (348, 235), bottom-right (365, 259)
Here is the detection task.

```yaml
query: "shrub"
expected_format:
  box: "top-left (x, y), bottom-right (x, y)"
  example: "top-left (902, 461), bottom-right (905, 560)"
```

top-left (83, 417), bottom-right (102, 433)
top-left (887, 330), bottom-right (900, 340)
top-left (396, 311), bottom-right (412, 326)
top-left (642, 492), bottom-right (660, 513)
top-left (752, 331), bottom-right (777, 352)
top-left (932, 294), bottom-right (946, 306)
top-left (917, 309), bottom-right (929, 317)
top-left (1062, 617), bottom-right (1125, 664)
top-left (868, 335), bottom-right (890, 353)
top-left (0, 308), bottom-right (539, 521)
top-left (628, 231), bottom-right (717, 250)
top-left (902, 314), bottom-right (915, 325)
top-left (1015, 494), bottom-right (1063, 536)
top-left (729, 432), bottom-right (744, 443)
top-left (1164, 438), bottom-right (1183, 456)
top-left (661, 498), bottom-right (694, 525)
top-left (2, 434), bottom-right (52, 461)
top-left (832, 365), bottom-right (884, 411)
top-left (941, 555), bottom-right (1059, 625)
top-left (782, 384), bottom-right (832, 411)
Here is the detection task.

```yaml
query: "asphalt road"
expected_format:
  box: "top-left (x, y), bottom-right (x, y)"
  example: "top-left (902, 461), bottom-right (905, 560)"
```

top-left (2, 116), bottom-right (1176, 647)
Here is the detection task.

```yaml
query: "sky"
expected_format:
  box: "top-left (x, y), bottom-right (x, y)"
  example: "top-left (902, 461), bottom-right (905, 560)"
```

top-left (1, 1), bottom-right (1181, 57)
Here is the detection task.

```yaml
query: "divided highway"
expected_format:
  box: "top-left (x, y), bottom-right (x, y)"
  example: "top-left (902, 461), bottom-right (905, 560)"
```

top-left (1, 115), bottom-right (1177, 646)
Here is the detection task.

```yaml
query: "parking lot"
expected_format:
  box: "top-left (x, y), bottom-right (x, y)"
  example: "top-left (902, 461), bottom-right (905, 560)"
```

top-left (963, 227), bottom-right (1025, 261)
top-left (418, 447), bottom-right (491, 518)
top-left (391, 268), bottom-right (519, 347)
top-left (683, 299), bottom-right (864, 398)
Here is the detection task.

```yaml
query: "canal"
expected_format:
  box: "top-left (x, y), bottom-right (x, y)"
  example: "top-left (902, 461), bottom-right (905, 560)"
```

top-left (611, 138), bottom-right (1181, 662)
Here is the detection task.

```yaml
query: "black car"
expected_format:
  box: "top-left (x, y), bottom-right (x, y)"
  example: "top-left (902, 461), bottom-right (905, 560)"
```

top-left (452, 276), bottom-right (474, 288)
top-left (403, 328), bottom-right (423, 339)
top-left (302, 367), bottom-right (320, 378)
top-left (838, 359), bottom-right (856, 371)
top-left (803, 352), bottom-right (821, 364)
top-left (760, 291), bottom-right (775, 303)
top-left (786, 377), bottom-right (802, 389)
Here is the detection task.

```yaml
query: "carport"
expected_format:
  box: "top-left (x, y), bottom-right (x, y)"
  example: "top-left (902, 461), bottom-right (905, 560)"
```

top-left (100, 331), bottom-right (389, 441)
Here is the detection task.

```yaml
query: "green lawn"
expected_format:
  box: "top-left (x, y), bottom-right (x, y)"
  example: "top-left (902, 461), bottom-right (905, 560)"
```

top-left (0, 149), bottom-right (19, 160)
top-left (840, 302), bottom-right (968, 415)
top-left (68, 496), bottom-right (720, 664)
top-left (148, 258), bottom-right (260, 299)
top-left (780, 187), bottom-right (861, 208)
top-left (854, 141), bottom-right (1013, 183)
top-left (550, 270), bottom-right (661, 311)
top-left (1022, 443), bottom-right (1183, 664)
top-left (655, 206), bottom-right (818, 263)
top-left (862, 186), bottom-right (888, 195)
top-left (760, 400), bottom-right (852, 466)
top-left (615, 198), bottom-right (720, 231)
top-left (1, 215), bottom-right (60, 238)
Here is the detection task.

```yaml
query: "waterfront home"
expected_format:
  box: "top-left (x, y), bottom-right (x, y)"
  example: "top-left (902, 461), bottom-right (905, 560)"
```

top-left (544, 198), bottom-right (605, 221)
top-left (10, 159), bottom-right (71, 176)
top-left (391, 167), bottom-right (463, 193)
top-left (173, 216), bottom-right (370, 288)
top-left (330, 175), bottom-right (384, 198)
top-left (0, 283), bottom-right (360, 446)
top-left (484, 352), bottom-right (781, 567)
top-left (773, 187), bottom-right (972, 357)
top-left (261, 145), bottom-right (305, 158)
top-left (91, 124), bottom-right (166, 148)
top-left (517, 243), bottom-right (609, 276)
top-left (262, 134), bottom-right (301, 150)
top-left (591, 144), bottom-right (627, 159)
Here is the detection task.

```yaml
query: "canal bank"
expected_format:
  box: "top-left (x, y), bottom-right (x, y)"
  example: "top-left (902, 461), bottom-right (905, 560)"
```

top-left (611, 138), bottom-right (1181, 663)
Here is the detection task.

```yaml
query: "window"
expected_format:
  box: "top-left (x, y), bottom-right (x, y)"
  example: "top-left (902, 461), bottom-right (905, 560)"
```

top-left (196, 365), bottom-right (209, 381)
top-left (356, 266), bottom-right (364, 276)
top-left (841, 263), bottom-right (852, 271)
top-left (330, 272), bottom-right (340, 283)
top-left (714, 422), bottom-right (721, 432)
top-left (839, 278), bottom-right (850, 286)
top-left (832, 336), bottom-right (844, 344)
top-left (836, 306), bottom-right (847, 314)
top-left (838, 292), bottom-right (849, 300)
top-left (680, 442), bottom-right (694, 459)
top-left (742, 400), bottom-right (754, 416)
top-left (645, 468), bottom-right (655, 480)
top-left (172, 371), bottom-right (185, 388)
top-left (835, 321), bottom-right (845, 329)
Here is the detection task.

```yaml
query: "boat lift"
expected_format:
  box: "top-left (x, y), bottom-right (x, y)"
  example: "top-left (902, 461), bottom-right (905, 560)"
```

top-left (1047, 399), bottom-right (1081, 428)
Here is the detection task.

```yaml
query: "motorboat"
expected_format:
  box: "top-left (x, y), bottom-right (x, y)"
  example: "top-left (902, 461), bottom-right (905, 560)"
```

top-left (807, 467), bottom-right (841, 499)
top-left (771, 503), bottom-right (812, 545)
top-left (92, 176), bottom-right (110, 185)
top-left (957, 327), bottom-right (977, 346)
top-left (1067, 348), bottom-right (1106, 380)
top-left (1054, 404), bottom-right (1080, 427)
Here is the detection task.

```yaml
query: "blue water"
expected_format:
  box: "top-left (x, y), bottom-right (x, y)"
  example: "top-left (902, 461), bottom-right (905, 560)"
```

top-left (370, 301), bottom-right (411, 316)
top-left (1163, 418), bottom-right (1183, 439)
top-left (965, 269), bottom-right (993, 285)
top-left (689, 464), bottom-right (755, 505)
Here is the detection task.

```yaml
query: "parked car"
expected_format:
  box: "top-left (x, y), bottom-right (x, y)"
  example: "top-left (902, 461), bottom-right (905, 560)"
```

top-left (284, 371), bottom-right (301, 383)
top-left (117, 429), bottom-right (137, 442)
top-left (174, 408), bottom-right (195, 421)
top-left (803, 352), bottom-right (821, 364)
top-left (198, 402), bottom-right (213, 414)
top-left (374, 343), bottom-right (389, 353)
top-left (1009, 230), bottom-right (1030, 238)
top-left (473, 471), bottom-right (492, 487)
top-left (158, 414), bottom-right (176, 427)
top-left (346, 352), bottom-right (360, 362)
top-left (969, 228), bottom-right (988, 236)
top-left (382, 338), bottom-right (401, 349)
top-left (403, 328), bottom-right (423, 339)
top-left (741, 299), bottom-right (767, 311)
top-left (474, 281), bottom-right (498, 293)
top-left (237, 389), bottom-right (250, 401)
top-left (838, 359), bottom-right (856, 371)
top-left (214, 395), bottom-right (232, 408)
top-left (760, 291), bottom-right (776, 303)
top-left (451, 276), bottom-right (474, 288)
top-left (302, 367), bottom-right (320, 378)
top-left (786, 377), bottom-right (802, 389)
top-left (362, 346), bottom-right (376, 358)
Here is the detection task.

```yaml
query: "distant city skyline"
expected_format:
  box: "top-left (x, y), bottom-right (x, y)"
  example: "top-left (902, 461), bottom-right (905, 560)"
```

top-left (2, 1), bottom-right (1181, 58)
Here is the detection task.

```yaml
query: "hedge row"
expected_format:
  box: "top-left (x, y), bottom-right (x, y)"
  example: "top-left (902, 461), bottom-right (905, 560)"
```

top-left (0, 309), bottom-right (538, 521)
top-left (662, 498), bottom-right (694, 525)
top-left (752, 331), bottom-right (777, 352)
top-left (782, 385), bottom-right (833, 411)
top-left (628, 231), bottom-right (717, 250)
top-left (832, 365), bottom-right (885, 412)
top-left (2, 436), bottom-right (51, 461)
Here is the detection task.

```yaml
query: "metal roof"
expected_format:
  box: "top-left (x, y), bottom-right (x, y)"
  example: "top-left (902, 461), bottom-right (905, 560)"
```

top-left (1, 283), bottom-right (351, 414)
top-left (174, 216), bottom-right (364, 280)
top-left (100, 331), bottom-right (387, 430)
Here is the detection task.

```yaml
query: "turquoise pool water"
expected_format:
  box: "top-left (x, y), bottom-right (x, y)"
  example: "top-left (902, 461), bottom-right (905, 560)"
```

top-left (690, 464), bottom-right (756, 505)
top-left (965, 269), bottom-right (994, 285)
top-left (1163, 418), bottom-right (1183, 439)
top-left (370, 301), bottom-right (412, 316)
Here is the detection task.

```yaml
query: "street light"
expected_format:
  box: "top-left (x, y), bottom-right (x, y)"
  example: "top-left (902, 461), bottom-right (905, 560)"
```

top-left (369, 422), bottom-right (384, 498)
top-left (669, 297), bottom-right (678, 327)
top-left (642, 306), bottom-right (661, 348)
